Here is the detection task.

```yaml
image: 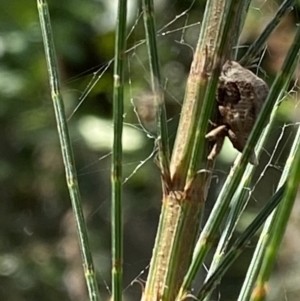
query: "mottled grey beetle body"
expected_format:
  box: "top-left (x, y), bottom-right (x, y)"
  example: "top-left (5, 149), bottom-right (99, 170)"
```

top-left (206, 61), bottom-right (269, 165)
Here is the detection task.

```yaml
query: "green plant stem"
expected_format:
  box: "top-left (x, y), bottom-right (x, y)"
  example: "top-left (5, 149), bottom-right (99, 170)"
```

top-left (37, 1), bottom-right (100, 300)
top-left (237, 127), bottom-right (297, 301)
top-left (170, 0), bottom-right (233, 181)
top-left (240, 0), bottom-right (295, 66)
top-left (142, 0), bottom-right (170, 183)
top-left (188, 0), bottom-right (242, 178)
top-left (142, 1), bottom-right (239, 300)
top-left (233, 0), bottom-right (251, 59)
top-left (248, 124), bottom-right (300, 301)
top-left (181, 6), bottom-right (246, 296)
top-left (143, 1), bottom-right (253, 300)
top-left (111, 0), bottom-right (127, 300)
top-left (196, 184), bottom-right (286, 300)
top-left (202, 121), bottom-right (273, 301)
top-left (237, 67), bottom-right (300, 301)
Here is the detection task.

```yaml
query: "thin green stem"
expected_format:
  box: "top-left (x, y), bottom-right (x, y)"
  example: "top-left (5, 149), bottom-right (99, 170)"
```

top-left (240, 0), bottom-right (295, 66)
top-left (196, 184), bottom-right (286, 300)
top-left (248, 124), bottom-right (300, 301)
top-left (233, 0), bottom-right (251, 59)
top-left (37, 1), bottom-right (100, 300)
top-left (142, 0), bottom-right (170, 182)
top-left (237, 220), bottom-right (269, 301)
top-left (202, 127), bottom-right (272, 301)
top-left (237, 129), bottom-right (298, 301)
top-left (111, 0), bottom-right (127, 300)
top-left (237, 74), bottom-right (299, 301)
top-left (202, 184), bottom-right (249, 301)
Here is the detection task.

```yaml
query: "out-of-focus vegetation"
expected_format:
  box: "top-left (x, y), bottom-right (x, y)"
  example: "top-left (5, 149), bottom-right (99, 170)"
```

top-left (0, 0), bottom-right (299, 300)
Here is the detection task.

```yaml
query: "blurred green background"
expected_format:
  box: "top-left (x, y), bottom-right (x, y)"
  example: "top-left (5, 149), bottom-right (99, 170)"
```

top-left (0, 0), bottom-right (299, 300)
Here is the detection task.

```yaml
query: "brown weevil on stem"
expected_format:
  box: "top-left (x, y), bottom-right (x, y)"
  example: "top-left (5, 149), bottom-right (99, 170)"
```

top-left (206, 60), bottom-right (269, 165)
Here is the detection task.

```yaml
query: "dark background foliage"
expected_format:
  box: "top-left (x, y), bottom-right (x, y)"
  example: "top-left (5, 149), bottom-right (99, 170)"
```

top-left (0, 0), bottom-right (299, 300)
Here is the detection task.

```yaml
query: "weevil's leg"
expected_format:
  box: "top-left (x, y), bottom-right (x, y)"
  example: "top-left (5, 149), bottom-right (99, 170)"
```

top-left (227, 129), bottom-right (237, 142)
top-left (206, 125), bottom-right (227, 141)
top-left (207, 134), bottom-right (225, 161)
top-left (208, 119), bottom-right (218, 127)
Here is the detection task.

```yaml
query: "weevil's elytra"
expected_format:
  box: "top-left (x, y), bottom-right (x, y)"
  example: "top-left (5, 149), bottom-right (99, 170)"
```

top-left (206, 60), bottom-right (269, 165)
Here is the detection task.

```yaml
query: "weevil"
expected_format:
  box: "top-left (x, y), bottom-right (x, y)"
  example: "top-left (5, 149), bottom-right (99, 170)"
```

top-left (206, 61), bottom-right (269, 165)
